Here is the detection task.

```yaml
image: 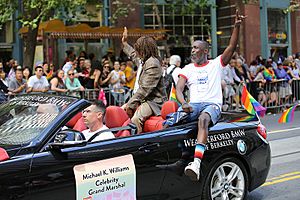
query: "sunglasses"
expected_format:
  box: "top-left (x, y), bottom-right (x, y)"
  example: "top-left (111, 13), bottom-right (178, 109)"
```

top-left (68, 73), bottom-right (75, 76)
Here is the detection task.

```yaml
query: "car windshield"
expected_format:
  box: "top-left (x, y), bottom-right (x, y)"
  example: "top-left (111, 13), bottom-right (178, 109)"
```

top-left (0, 95), bottom-right (75, 146)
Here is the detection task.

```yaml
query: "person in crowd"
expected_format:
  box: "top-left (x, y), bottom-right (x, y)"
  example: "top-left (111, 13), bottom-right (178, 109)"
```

top-left (263, 64), bottom-right (277, 82)
top-left (99, 61), bottom-right (114, 104)
top-left (287, 60), bottom-right (300, 79)
top-left (0, 62), bottom-right (6, 81)
top-left (120, 62), bottom-right (127, 88)
top-left (167, 55), bottom-right (182, 85)
top-left (122, 27), bottom-right (167, 133)
top-left (267, 57), bottom-right (277, 69)
top-left (232, 51), bottom-right (246, 64)
top-left (103, 48), bottom-right (116, 69)
top-left (5, 59), bottom-right (14, 74)
top-left (76, 57), bottom-right (85, 74)
top-left (7, 59), bottom-right (17, 81)
top-left (295, 52), bottom-right (300, 70)
top-left (23, 66), bottom-right (32, 82)
top-left (262, 64), bottom-right (278, 107)
top-left (27, 65), bottom-right (49, 93)
top-left (275, 62), bottom-right (293, 105)
top-left (221, 59), bottom-right (238, 110)
top-left (256, 55), bottom-right (264, 66)
top-left (227, 59), bottom-right (243, 110)
top-left (249, 60), bottom-right (259, 80)
top-left (80, 59), bottom-right (92, 88)
top-left (42, 62), bottom-right (53, 80)
top-left (50, 69), bottom-right (68, 93)
top-left (78, 51), bottom-right (88, 59)
top-left (285, 60), bottom-right (300, 102)
top-left (65, 69), bottom-right (85, 97)
top-left (84, 59), bottom-right (101, 89)
top-left (174, 10), bottom-right (246, 181)
top-left (124, 60), bottom-right (136, 90)
top-left (64, 50), bottom-right (75, 64)
top-left (253, 67), bottom-right (267, 107)
top-left (109, 61), bottom-right (126, 105)
top-left (235, 58), bottom-right (251, 82)
top-left (8, 66), bottom-right (27, 94)
top-left (82, 100), bottom-right (114, 141)
top-left (100, 61), bottom-right (113, 88)
top-left (62, 57), bottom-right (75, 77)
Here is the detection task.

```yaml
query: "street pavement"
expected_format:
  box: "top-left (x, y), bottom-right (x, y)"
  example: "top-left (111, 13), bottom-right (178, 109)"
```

top-left (248, 111), bottom-right (300, 200)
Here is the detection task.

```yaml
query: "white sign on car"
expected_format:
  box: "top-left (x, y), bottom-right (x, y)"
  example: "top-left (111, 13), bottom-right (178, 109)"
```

top-left (73, 154), bottom-right (136, 200)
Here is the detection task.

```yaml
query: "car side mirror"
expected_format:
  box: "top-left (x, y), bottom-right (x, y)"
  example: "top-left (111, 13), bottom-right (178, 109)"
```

top-left (47, 129), bottom-right (87, 150)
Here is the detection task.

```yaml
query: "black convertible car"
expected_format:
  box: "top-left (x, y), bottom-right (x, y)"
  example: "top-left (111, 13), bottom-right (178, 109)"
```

top-left (0, 94), bottom-right (270, 200)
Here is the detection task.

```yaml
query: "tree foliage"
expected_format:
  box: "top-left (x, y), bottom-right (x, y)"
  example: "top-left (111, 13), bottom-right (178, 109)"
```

top-left (0, 0), bottom-right (90, 29)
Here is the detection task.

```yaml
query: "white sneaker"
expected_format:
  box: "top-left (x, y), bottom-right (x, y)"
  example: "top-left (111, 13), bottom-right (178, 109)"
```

top-left (184, 159), bottom-right (201, 181)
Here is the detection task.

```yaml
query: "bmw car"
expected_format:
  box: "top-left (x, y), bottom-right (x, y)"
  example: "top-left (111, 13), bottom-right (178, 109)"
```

top-left (0, 94), bottom-right (270, 200)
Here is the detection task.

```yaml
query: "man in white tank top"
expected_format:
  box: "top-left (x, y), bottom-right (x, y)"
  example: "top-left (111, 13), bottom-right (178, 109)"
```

top-left (176, 10), bottom-right (247, 181)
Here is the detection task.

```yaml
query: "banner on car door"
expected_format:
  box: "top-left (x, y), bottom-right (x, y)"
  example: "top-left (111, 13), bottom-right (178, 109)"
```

top-left (73, 154), bottom-right (136, 200)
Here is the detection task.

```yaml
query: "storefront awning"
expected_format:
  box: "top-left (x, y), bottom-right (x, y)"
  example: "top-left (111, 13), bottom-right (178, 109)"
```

top-left (19, 19), bottom-right (168, 40)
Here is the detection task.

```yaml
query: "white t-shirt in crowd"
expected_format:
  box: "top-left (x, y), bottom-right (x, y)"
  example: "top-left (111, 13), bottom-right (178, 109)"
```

top-left (62, 62), bottom-right (73, 75)
top-left (167, 64), bottom-right (181, 85)
top-left (179, 55), bottom-right (225, 106)
top-left (82, 125), bottom-right (114, 142)
top-left (27, 75), bottom-right (49, 90)
top-left (133, 63), bottom-right (142, 94)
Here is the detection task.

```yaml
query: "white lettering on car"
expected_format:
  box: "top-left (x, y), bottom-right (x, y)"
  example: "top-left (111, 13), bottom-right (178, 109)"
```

top-left (184, 129), bottom-right (246, 150)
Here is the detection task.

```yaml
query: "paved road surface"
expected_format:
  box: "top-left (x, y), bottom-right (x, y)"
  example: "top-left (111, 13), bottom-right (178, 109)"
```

top-left (248, 111), bottom-right (300, 199)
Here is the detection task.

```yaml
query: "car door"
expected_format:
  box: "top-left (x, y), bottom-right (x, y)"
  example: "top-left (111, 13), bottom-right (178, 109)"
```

top-left (28, 131), bottom-right (169, 200)
top-left (0, 153), bottom-right (32, 200)
top-left (157, 122), bottom-right (203, 200)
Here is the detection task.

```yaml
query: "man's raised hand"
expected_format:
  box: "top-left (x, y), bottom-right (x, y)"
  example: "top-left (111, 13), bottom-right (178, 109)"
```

top-left (122, 27), bottom-right (128, 44)
top-left (235, 10), bottom-right (247, 26)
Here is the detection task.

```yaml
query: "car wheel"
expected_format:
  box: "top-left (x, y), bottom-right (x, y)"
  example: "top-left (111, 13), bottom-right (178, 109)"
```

top-left (201, 157), bottom-right (248, 200)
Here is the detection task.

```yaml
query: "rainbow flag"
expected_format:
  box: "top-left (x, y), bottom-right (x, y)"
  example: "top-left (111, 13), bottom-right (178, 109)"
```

top-left (241, 85), bottom-right (266, 117)
top-left (230, 115), bottom-right (257, 122)
top-left (278, 104), bottom-right (298, 123)
top-left (263, 68), bottom-right (276, 81)
top-left (169, 85), bottom-right (180, 104)
top-left (46, 70), bottom-right (53, 80)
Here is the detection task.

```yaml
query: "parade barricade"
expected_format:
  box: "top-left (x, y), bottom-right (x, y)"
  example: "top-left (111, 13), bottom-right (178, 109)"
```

top-left (232, 79), bottom-right (300, 113)
top-left (7, 87), bottom-right (133, 107)
top-left (6, 80), bottom-right (300, 114)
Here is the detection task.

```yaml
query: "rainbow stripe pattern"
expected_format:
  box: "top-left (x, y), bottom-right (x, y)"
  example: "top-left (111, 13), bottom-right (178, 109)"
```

top-left (169, 85), bottom-right (180, 104)
top-left (278, 104), bottom-right (298, 123)
top-left (194, 144), bottom-right (206, 160)
top-left (230, 115), bottom-right (257, 122)
top-left (263, 68), bottom-right (276, 81)
top-left (241, 85), bottom-right (266, 117)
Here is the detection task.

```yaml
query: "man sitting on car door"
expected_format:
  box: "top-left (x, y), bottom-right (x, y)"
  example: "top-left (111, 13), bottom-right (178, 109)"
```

top-left (121, 27), bottom-right (167, 134)
top-left (176, 10), bottom-right (246, 181)
top-left (82, 101), bottom-right (114, 141)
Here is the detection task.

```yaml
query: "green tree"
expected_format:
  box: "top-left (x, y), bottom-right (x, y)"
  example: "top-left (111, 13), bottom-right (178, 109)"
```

top-left (0, 0), bottom-right (89, 68)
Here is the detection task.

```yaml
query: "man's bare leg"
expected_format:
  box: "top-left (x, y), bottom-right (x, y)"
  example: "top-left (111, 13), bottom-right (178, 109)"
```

top-left (184, 112), bottom-right (211, 181)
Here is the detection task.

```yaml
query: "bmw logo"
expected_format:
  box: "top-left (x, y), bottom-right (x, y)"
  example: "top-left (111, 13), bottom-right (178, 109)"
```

top-left (237, 140), bottom-right (247, 155)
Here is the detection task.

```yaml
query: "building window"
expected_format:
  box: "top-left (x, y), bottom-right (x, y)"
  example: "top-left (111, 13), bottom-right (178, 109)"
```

top-left (268, 8), bottom-right (288, 44)
top-left (143, 2), bottom-right (211, 48)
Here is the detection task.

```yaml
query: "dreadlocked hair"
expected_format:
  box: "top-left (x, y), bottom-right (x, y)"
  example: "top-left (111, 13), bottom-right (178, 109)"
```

top-left (134, 36), bottom-right (160, 63)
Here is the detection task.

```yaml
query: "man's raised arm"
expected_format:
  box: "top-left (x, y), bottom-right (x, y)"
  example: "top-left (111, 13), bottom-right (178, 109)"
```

top-left (222, 10), bottom-right (246, 65)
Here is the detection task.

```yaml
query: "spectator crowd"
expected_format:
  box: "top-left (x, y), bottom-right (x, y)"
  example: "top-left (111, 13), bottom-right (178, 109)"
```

top-left (0, 50), bottom-right (300, 112)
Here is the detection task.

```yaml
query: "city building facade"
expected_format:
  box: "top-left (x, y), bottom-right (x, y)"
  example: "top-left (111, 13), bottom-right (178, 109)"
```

top-left (0, 0), bottom-right (299, 66)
